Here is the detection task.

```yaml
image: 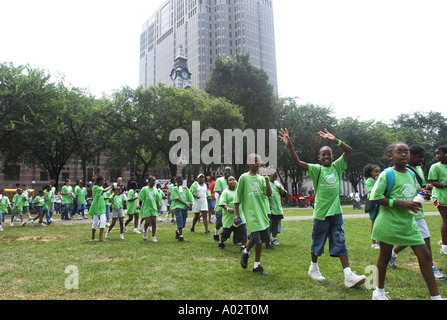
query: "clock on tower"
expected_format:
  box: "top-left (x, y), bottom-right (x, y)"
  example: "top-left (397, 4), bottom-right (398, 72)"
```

top-left (170, 45), bottom-right (192, 89)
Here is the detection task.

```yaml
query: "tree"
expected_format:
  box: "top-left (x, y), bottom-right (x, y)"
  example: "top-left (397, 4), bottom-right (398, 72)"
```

top-left (335, 117), bottom-right (397, 193)
top-left (205, 53), bottom-right (276, 131)
top-left (392, 111), bottom-right (447, 172)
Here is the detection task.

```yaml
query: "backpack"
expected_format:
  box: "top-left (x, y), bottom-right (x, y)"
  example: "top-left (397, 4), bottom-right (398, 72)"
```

top-left (384, 167), bottom-right (416, 197)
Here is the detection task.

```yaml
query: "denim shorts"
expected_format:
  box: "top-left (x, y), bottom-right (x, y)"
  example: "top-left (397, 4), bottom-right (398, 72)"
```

top-left (78, 204), bottom-right (86, 210)
top-left (207, 199), bottom-right (216, 209)
top-left (221, 224), bottom-right (247, 244)
top-left (311, 214), bottom-right (348, 257)
top-left (174, 208), bottom-right (188, 229)
top-left (248, 228), bottom-right (270, 244)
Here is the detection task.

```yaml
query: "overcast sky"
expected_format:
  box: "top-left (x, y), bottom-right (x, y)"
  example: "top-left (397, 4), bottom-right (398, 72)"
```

top-left (1, 0), bottom-right (446, 123)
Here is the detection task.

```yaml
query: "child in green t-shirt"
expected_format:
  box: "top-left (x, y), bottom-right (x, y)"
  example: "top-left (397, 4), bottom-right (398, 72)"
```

top-left (236, 154), bottom-right (272, 275)
top-left (124, 181), bottom-right (141, 234)
top-left (32, 189), bottom-right (47, 226)
top-left (218, 176), bottom-right (247, 251)
top-left (388, 145), bottom-right (446, 279)
top-left (0, 188), bottom-right (12, 231)
top-left (279, 128), bottom-right (366, 288)
top-left (268, 172), bottom-right (286, 246)
top-left (138, 176), bottom-right (162, 242)
top-left (428, 146), bottom-right (447, 256)
top-left (75, 181), bottom-right (87, 220)
top-left (370, 142), bottom-right (443, 300)
top-left (170, 176), bottom-right (193, 242)
top-left (11, 188), bottom-right (27, 227)
top-left (363, 163), bottom-right (381, 249)
top-left (106, 187), bottom-right (125, 240)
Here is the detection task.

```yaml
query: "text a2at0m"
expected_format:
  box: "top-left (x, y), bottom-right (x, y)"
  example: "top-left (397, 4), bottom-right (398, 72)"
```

top-left (178, 304), bottom-right (269, 317)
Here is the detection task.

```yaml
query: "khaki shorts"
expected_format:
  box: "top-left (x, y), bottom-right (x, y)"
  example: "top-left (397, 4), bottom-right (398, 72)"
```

top-left (111, 208), bottom-right (124, 218)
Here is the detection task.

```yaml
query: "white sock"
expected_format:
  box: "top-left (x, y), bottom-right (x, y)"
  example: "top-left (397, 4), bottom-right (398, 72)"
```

top-left (391, 250), bottom-right (398, 258)
top-left (310, 261), bottom-right (319, 270)
top-left (376, 287), bottom-right (385, 294)
top-left (254, 262), bottom-right (260, 268)
top-left (343, 267), bottom-right (352, 277)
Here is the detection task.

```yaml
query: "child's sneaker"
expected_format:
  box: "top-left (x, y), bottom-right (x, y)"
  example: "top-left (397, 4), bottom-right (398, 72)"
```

top-left (143, 231), bottom-right (148, 241)
top-left (133, 228), bottom-right (141, 234)
top-left (433, 266), bottom-right (447, 280)
top-left (344, 271), bottom-right (366, 288)
top-left (120, 234), bottom-right (124, 240)
top-left (105, 231), bottom-right (110, 239)
top-left (240, 250), bottom-right (250, 269)
top-left (253, 265), bottom-right (268, 275)
top-left (372, 290), bottom-right (391, 300)
top-left (151, 236), bottom-right (158, 242)
top-left (440, 246), bottom-right (447, 256)
top-left (0, 226), bottom-right (4, 231)
top-left (308, 266), bottom-right (325, 281)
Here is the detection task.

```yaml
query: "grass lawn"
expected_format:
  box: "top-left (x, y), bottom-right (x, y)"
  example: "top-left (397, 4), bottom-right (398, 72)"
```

top-left (0, 203), bottom-right (446, 301)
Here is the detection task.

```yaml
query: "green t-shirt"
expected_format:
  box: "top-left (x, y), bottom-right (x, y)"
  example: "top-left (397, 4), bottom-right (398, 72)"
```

top-left (370, 169), bottom-right (424, 246)
top-left (269, 180), bottom-right (286, 216)
top-left (365, 177), bottom-right (377, 200)
top-left (126, 189), bottom-right (139, 215)
top-left (428, 162), bottom-right (447, 205)
top-left (75, 187), bottom-right (87, 205)
top-left (22, 190), bottom-right (29, 207)
top-left (234, 173), bottom-right (269, 233)
top-left (138, 186), bottom-right (161, 218)
top-left (61, 185), bottom-right (73, 205)
top-left (0, 196), bottom-right (11, 214)
top-left (219, 188), bottom-right (246, 229)
top-left (110, 194), bottom-right (124, 210)
top-left (33, 195), bottom-right (45, 207)
top-left (88, 185), bottom-right (106, 216)
top-left (214, 177), bottom-right (228, 194)
top-left (170, 186), bottom-right (193, 210)
top-left (12, 194), bottom-right (26, 212)
top-left (44, 190), bottom-right (52, 210)
top-left (307, 156), bottom-right (347, 220)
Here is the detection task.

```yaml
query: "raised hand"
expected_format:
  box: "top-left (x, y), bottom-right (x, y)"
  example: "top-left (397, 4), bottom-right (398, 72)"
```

top-left (279, 128), bottom-right (292, 146)
top-left (317, 128), bottom-right (337, 143)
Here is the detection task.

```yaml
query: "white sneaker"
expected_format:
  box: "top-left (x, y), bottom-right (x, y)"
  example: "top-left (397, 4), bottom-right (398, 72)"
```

top-left (138, 224), bottom-right (143, 231)
top-left (371, 243), bottom-right (380, 250)
top-left (105, 231), bottom-right (110, 239)
top-left (120, 234), bottom-right (124, 240)
top-left (344, 272), bottom-right (366, 288)
top-left (271, 238), bottom-right (279, 245)
top-left (133, 228), bottom-right (141, 234)
top-left (151, 236), bottom-right (158, 242)
top-left (440, 246), bottom-right (447, 256)
top-left (308, 266), bottom-right (325, 281)
top-left (21, 222), bottom-right (27, 227)
top-left (143, 231), bottom-right (148, 240)
top-left (0, 226), bottom-right (4, 231)
top-left (40, 223), bottom-right (47, 227)
top-left (123, 226), bottom-right (127, 233)
top-left (10, 222), bottom-right (13, 227)
top-left (372, 290), bottom-right (391, 300)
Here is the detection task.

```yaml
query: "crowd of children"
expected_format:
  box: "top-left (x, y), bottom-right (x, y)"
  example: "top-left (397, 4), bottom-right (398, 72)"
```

top-left (1, 128), bottom-right (447, 300)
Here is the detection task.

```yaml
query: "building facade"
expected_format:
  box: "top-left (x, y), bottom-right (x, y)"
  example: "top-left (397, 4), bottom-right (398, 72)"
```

top-left (139, 0), bottom-right (278, 92)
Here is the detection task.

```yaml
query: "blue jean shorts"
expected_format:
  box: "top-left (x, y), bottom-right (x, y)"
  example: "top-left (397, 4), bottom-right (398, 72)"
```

top-left (311, 214), bottom-right (348, 257)
top-left (174, 208), bottom-right (188, 229)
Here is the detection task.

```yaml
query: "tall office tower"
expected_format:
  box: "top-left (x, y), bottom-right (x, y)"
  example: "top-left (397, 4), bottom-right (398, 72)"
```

top-left (139, 0), bottom-right (278, 93)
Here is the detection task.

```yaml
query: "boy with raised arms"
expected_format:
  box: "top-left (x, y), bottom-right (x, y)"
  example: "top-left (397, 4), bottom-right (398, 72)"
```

top-left (279, 128), bottom-right (366, 288)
